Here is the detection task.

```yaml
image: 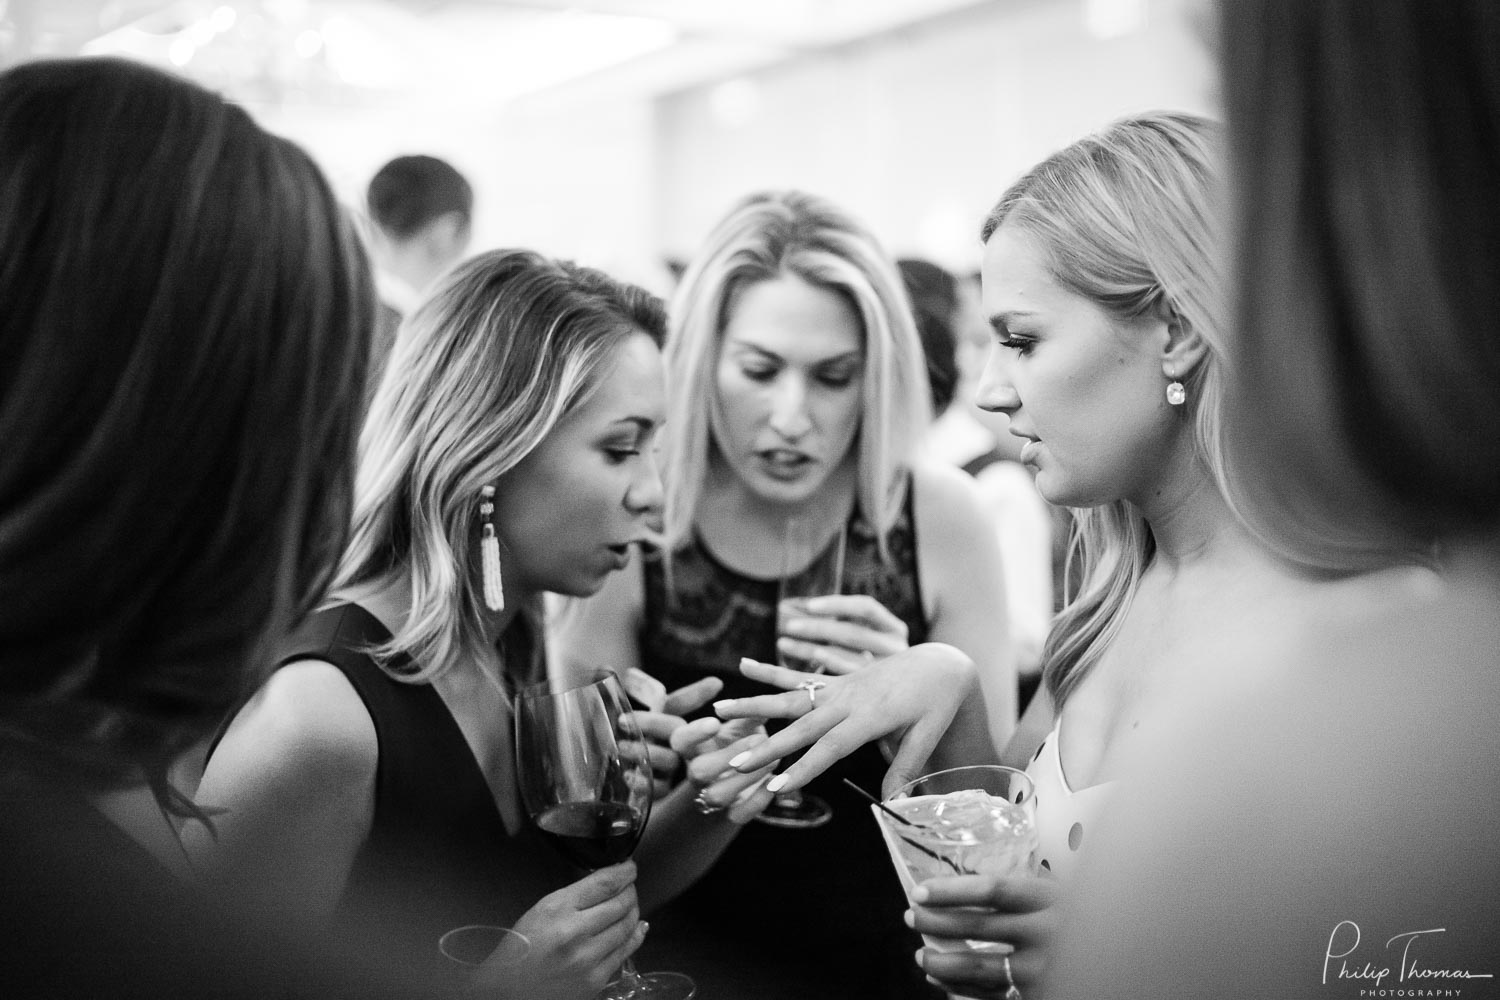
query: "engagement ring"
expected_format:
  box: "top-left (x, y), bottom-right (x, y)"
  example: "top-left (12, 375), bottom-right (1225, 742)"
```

top-left (796, 677), bottom-right (828, 709)
top-left (693, 791), bottom-right (725, 816)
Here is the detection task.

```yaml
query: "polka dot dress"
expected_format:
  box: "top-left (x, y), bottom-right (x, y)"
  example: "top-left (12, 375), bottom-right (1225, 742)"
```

top-left (1023, 717), bottom-right (1118, 882)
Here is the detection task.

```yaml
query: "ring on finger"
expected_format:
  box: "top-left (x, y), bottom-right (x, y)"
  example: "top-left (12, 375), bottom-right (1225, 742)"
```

top-left (1002, 954), bottom-right (1021, 1000)
top-left (796, 678), bottom-right (828, 709)
top-left (693, 791), bottom-right (725, 816)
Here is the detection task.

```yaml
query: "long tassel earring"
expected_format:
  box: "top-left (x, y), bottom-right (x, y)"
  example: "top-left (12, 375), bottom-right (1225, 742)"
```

top-left (479, 485), bottom-right (504, 612)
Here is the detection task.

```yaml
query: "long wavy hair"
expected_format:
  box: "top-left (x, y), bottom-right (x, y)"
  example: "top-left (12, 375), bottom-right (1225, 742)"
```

top-left (979, 112), bottom-right (1229, 709)
top-left (335, 249), bottom-right (665, 684)
top-left (661, 190), bottom-right (930, 558)
top-left (0, 59), bottom-right (372, 803)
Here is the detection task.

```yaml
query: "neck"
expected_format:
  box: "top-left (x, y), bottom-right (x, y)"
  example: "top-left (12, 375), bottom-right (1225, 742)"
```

top-left (339, 569), bottom-right (523, 650)
top-left (1131, 457), bottom-right (1247, 571)
top-left (703, 454), bottom-right (858, 538)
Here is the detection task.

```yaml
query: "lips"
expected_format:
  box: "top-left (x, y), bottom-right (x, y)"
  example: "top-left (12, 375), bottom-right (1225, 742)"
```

top-left (1009, 429), bottom-right (1042, 466)
top-left (757, 447), bottom-right (814, 481)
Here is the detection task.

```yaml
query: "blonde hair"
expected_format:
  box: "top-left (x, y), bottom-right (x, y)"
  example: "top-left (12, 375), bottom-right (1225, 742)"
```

top-left (980, 112), bottom-right (1229, 709)
top-left (662, 190), bottom-right (930, 555)
top-left (335, 249), bottom-right (665, 683)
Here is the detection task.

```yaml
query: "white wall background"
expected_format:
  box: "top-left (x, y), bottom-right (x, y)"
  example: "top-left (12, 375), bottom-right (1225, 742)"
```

top-left (260, 0), bottom-right (1215, 292)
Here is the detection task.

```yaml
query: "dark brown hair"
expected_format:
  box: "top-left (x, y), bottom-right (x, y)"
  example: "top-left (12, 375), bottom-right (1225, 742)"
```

top-left (0, 58), bottom-right (373, 800)
top-left (1221, 1), bottom-right (1500, 559)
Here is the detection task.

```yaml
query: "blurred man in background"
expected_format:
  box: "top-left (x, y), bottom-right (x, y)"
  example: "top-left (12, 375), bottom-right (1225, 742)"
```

top-left (364, 154), bottom-right (474, 397)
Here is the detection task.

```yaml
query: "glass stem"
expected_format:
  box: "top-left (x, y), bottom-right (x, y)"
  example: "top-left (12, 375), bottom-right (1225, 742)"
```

top-left (618, 955), bottom-right (644, 992)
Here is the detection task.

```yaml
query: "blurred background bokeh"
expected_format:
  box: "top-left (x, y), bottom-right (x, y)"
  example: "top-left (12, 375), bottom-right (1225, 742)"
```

top-left (3, 0), bottom-right (1214, 292)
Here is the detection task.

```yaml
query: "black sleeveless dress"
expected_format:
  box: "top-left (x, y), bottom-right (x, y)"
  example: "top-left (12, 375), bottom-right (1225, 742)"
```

top-left (635, 490), bottom-right (944, 1000)
top-left (267, 604), bottom-right (576, 960)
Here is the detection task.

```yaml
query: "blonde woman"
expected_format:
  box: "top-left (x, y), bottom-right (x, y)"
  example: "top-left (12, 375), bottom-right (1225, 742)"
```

top-left (554, 190), bottom-right (1013, 1000)
top-left (190, 250), bottom-right (771, 1000)
top-left (719, 114), bottom-right (1342, 995)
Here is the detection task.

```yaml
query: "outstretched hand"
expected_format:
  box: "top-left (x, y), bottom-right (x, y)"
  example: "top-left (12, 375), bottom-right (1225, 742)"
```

top-left (712, 643), bottom-right (978, 797)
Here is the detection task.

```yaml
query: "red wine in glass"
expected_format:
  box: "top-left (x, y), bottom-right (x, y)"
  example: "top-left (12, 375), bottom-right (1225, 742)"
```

top-left (534, 800), bottom-right (642, 870)
top-left (515, 670), bottom-right (695, 1000)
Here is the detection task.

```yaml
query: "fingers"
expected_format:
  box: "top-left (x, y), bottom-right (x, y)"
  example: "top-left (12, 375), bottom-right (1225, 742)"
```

top-left (797, 595), bottom-right (910, 638)
top-left (734, 656), bottom-right (820, 692)
top-left (662, 676), bottom-right (724, 716)
top-left (909, 905), bottom-right (1036, 947)
top-left (685, 729), bottom-right (768, 787)
top-left (913, 872), bottom-right (1057, 913)
top-left (725, 773), bottom-right (776, 824)
top-left (556, 860), bottom-right (636, 911)
top-left (595, 918), bottom-right (649, 984)
top-left (667, 716), bottom-right (723, 755)
top-left (722, 710), bottom-right (837, 775)
top-left (880, 713), bottom-right (954, 797)
top-left (774, 637), bottom-right (873, 676)
top-left (918, 942), bottom-right (1044, 996)
top-left (631, 711), bottom-right (682, 744)
top-left (694, 761), bottom-right (778, 814)
top-left (761, 720), bottom-right (864, 792)
top-left (779, 615), bottom-right (906, 658)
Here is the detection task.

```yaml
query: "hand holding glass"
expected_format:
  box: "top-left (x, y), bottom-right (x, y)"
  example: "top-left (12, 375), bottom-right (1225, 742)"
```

top-left (515, 671), bottom-right (694, 1000)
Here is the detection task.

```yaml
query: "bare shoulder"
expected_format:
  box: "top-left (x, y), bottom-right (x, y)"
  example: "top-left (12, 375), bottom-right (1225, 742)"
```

top-left (210, 659), bottom-right (377, 788)
top-left (909, 461), bottom-right (993, 544)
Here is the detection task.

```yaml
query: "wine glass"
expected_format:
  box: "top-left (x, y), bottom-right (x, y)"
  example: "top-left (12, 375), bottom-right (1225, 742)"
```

top-left (514, 670), bottom-right (695, 1000)
top-left (755, 517), bottom-right (847, 830)
top-left (438, 925), bottom-right (530, 969)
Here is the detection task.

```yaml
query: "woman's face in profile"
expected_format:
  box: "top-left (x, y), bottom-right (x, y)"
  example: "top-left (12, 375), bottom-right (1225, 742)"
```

top-left (710, 273), bottom-right (865, 507)
top-left (975, 224), bottom-right (1177, 508)
top-left (494, 330), bottom-right (666, 597)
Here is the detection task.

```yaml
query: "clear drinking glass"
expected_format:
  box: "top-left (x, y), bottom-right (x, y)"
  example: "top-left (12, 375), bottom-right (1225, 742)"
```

top-left (438, 925), bottom-right (530, 969)
top-left (876, 765), bottom-right (1038, 958)
top-left (515, 670), bottom-right (695, 999)
top-left (755, 517), bottom-right (847, 830)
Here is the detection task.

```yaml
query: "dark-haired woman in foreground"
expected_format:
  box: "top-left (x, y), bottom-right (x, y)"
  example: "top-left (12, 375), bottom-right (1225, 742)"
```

top-left (0, 57), bottom-right (382, 996)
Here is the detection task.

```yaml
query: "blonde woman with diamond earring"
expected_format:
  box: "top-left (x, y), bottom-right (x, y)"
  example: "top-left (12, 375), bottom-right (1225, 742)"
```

top-left (718, 113), bottom-right (1360, 996)
top-left (553, 189), bottom-right (1014, 1000)
top-left (189, 250), bottom-right (768, 1000)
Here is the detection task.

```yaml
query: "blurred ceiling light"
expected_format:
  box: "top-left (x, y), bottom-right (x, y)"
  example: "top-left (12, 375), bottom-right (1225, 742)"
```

top-left (1083, 0), bottom-right (1147, 39)
top-left (294, 27), bottom-right (321, 57)
top-left (452, 10), bottom-right (679, 101)
top-left (168, 35), bottom-right (195, 65)
top-left (709, 77), bottom-right (761, 128)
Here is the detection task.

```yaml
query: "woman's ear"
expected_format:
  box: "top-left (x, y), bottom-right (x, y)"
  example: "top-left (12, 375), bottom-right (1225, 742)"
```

top-left (1157, 304), bottom-right (1208, 380)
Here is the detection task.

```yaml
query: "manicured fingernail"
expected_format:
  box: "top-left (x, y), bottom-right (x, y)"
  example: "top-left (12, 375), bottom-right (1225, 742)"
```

top-left (739, 656), bottom-right (756, 668)
top-left (914, 948), bottom-right (925, 969)
top-left (728, 751), bottom-right (751, 769)
top-left (903, 909), bottom-right (915, 928)
top-left (766, 774), bottom-right (788, 793)
top-left (910, 885), bottom-right (929, 903)
top-left (712, 700), bottom-right (732, 716)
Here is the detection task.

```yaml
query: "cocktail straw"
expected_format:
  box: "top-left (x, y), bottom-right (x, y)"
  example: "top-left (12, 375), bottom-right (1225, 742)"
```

top-left (841, 778), bottom-right (974, 876)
